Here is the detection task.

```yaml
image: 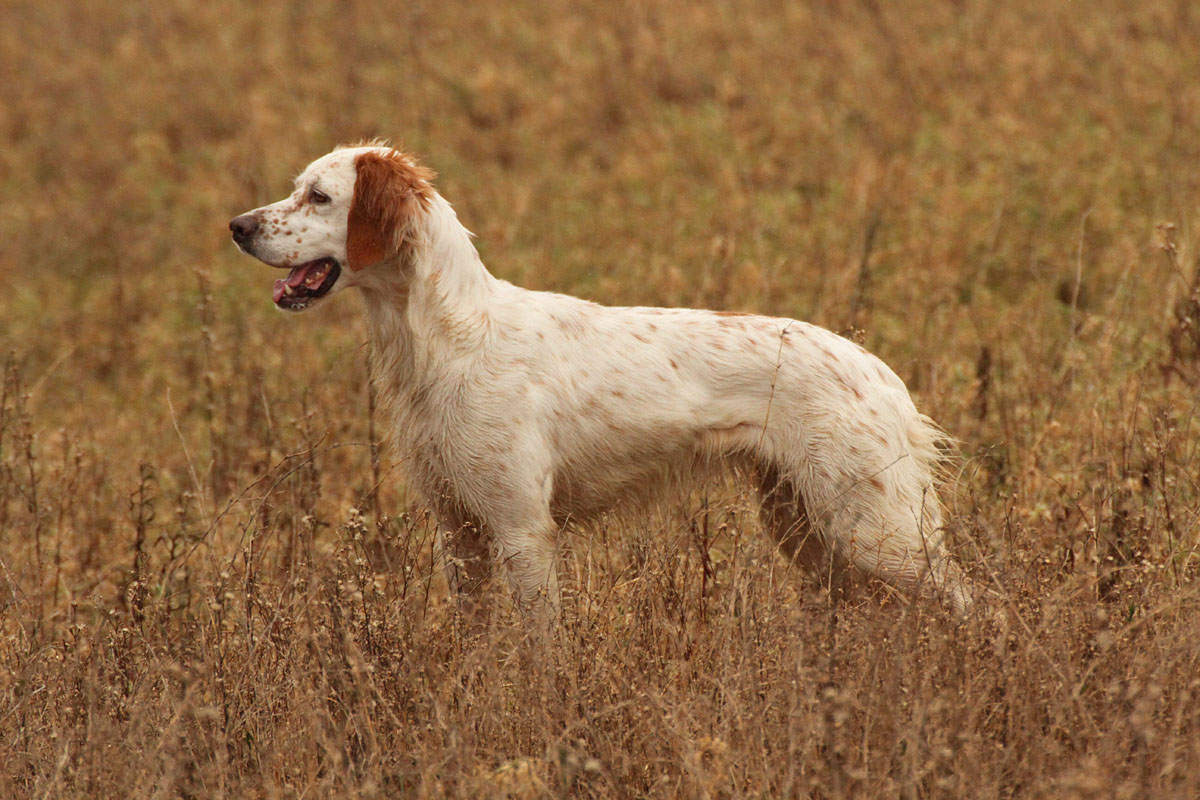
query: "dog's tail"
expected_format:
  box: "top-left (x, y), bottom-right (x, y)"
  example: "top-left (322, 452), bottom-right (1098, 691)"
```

top-left (906, 412), bottom-right (978, 616)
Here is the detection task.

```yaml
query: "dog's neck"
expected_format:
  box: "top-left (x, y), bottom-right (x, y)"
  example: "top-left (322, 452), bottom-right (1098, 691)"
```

top-left (357, 193), bottom-right (498, 413)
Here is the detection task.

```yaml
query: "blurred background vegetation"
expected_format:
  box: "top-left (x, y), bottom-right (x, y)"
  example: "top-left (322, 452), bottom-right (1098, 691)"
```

top-left (2, 0), bottom-right (1200, 797)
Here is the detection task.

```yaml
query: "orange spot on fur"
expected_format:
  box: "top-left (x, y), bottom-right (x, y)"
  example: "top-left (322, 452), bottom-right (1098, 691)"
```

top-left (834, 374), bottom-right (864, 401)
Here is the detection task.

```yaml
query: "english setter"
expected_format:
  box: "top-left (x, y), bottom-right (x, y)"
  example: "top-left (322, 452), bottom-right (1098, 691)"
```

top-left (230, 144), bottom-right (973, 620)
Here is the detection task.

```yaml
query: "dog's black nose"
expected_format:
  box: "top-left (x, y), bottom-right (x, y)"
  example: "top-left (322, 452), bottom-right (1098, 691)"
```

top-left (229, 213), bottom-right (259, 245)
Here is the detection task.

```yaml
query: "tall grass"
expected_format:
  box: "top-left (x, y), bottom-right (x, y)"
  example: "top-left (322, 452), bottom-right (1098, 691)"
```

top-left (2, 0), bottom-right (1199, 796)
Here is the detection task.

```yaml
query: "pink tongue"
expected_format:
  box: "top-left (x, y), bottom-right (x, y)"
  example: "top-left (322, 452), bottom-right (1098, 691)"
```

top-left (272, 262), bottom-right (323, 303)
top-left (286, 264), bottom-right (314, 288)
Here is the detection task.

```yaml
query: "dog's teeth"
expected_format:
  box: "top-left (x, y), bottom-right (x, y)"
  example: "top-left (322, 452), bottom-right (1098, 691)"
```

top-left (284, 284), bottom-right (294, 295)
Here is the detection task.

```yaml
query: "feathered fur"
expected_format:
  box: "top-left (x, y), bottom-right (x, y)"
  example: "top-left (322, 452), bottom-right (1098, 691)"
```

top-left (230, 144), bottom-right (974, 620)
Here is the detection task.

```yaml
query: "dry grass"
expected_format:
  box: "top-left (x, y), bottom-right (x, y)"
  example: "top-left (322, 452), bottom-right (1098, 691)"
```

top-left (3, 0), bottom-right (1200, 796)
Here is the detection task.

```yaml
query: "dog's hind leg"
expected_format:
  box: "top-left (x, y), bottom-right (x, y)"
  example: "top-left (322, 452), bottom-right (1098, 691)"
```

top-left (790, 461), bottom-right (973, 617)
top-left (756, 462), bottom-right (855, 603)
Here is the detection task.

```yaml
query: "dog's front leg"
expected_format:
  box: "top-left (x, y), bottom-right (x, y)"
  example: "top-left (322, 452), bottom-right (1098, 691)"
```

top-left (492, 515), bottom-right (561, 632)
top-left (438, 510), bottom-right (493, 620)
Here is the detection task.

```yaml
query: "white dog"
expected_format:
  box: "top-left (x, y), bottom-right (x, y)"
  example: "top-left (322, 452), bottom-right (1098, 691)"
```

top-left (230, 143), bottom-right (973, 619)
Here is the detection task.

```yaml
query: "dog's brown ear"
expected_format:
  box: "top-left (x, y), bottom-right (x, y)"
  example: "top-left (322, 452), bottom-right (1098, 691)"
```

top-left (346, 150), bottom-right (435, 272)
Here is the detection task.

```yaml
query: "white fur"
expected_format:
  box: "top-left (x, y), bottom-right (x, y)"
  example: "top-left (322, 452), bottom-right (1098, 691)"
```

top-left (233, 145), bottom-right (973, 619)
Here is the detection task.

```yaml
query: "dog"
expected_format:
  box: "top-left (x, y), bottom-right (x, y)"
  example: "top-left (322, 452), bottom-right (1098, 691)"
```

top-left (230, 143), bottom-right (973, 620)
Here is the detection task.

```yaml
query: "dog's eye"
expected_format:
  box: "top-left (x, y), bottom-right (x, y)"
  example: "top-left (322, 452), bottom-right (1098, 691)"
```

top-left (310, 188), bottom-right (331, 205)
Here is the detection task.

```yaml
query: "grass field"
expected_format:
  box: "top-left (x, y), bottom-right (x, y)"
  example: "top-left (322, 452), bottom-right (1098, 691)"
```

top-left (3, 0), bottom-right (1200, 796)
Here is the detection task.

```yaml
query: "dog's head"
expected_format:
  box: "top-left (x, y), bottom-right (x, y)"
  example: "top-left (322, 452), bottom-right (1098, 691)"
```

top-left (229, 144), bottom-right (435, 311)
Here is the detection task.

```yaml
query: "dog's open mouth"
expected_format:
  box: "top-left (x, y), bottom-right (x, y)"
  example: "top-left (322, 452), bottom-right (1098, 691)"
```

top-left (273, 257), bottom-right (341, 311)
